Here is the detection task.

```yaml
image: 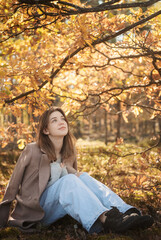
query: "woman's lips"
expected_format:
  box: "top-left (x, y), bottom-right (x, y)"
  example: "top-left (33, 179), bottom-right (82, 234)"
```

top-left (58, 126), bottom-right (66, 130)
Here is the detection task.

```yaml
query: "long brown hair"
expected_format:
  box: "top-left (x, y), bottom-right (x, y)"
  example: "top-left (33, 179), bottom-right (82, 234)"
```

top-left (37, 107), bottom-right (75, 161)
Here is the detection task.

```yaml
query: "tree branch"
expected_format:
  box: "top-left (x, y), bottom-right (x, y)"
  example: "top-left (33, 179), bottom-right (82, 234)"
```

top-left (104, 137), bottom-right (161, 158)
top-left (93, 10), bottom-right (161, 45)
top-left (4, 8), bottom-right (161, 105)
top-left (16, 0), bottom-right (160, 16)
top-left (4, 46), bottom-right (84, 104)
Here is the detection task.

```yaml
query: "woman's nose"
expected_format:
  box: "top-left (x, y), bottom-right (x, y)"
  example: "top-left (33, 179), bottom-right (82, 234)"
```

top-left (59, 120), bottom-right (65, 125)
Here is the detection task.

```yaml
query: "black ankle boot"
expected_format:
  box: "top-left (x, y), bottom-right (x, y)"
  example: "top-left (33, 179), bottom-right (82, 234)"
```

top-left (123, 207), bottom-right (141, 216)
top-left (103, 207), bottom-right (154, 233)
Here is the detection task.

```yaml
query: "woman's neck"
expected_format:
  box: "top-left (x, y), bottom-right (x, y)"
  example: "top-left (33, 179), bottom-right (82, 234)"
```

top-left (49, 136), bottom-right (64, 159)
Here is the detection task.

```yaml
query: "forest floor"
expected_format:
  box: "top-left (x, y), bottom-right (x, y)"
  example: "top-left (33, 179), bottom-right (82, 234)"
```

top-left (0, 139), bottom-right (161, 240)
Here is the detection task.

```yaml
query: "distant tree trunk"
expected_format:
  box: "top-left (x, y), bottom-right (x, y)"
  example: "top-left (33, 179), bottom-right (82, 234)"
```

top-left (109, 115), bottom-right (112, 133)
top-left (139, 121), bottom-right (144, 137)
top-left (144, 120), bottom-right (148, 135)
top-left (158, 117), bottom-right (161, 143)
top-left (116, 100), bottom-right (121, 141)
top-left (152, 120), bottom-right (156, 135)
top-left (104, 109), bottom-right (108, 145)
top-left (98, 117), bottom-right (101, 132)
top-left (21, 109), bottom-right (23, 123)
top-left (74, 120), bottom-right (82, 138)
top-left (88, 117), bottom-right (91, 138)
top-left (93, 115), bottom-right (97, 131)
top-left (158, 95), bottom-right (161, 143)
top-left (12, 114), bottom-right (17, 124)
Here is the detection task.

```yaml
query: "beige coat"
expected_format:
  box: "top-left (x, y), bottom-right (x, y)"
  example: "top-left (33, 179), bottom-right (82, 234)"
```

top-left (0, 142), bottom-right (77, 230)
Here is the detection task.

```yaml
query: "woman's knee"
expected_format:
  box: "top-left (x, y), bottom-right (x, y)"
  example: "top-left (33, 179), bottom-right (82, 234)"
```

top-left (78, 172), bottom-right (89, 178)
top-left (60, 174), bottom-right (83, 191)
top-left (61, 173), bottom-right (88, 186)
top-left (62, 173), bottom-right (78, 182)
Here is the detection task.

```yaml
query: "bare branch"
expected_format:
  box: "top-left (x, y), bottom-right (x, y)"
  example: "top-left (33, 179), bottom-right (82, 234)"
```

top-left (94, 10), bottom-right (161, 45)
top-left (103, 137), bottom-right (161, 158)
top-left (15, 0), bottom-right (160, 16)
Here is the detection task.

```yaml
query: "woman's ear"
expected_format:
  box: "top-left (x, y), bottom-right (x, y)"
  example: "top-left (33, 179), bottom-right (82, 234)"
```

top-left (43, 128), bottom-right (49, 135)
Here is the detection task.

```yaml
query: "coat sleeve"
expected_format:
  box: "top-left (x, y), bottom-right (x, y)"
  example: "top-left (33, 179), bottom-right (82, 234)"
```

top-left (0, 144), bottom-right (32, 228)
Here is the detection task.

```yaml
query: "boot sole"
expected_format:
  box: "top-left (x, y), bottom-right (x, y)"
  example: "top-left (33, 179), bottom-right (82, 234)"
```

top-left (116, 215), bottom-right (154, 233)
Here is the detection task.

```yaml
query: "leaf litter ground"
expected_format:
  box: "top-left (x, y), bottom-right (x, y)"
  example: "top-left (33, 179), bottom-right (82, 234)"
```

top-left (0, 140), bottom-right (160, 240)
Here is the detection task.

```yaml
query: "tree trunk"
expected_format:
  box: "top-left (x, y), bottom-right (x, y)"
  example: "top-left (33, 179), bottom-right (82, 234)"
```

top-left (116, 100), bottom-right (121, 141)
top-left (158, 117), bottom-right (161, 143)
top-left (104, 109), bottom-right (108, 145)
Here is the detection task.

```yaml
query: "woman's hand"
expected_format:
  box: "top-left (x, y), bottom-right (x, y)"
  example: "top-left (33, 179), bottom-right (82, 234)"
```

top-left (61, 162), bottom-right (82, 176)
top-left (60, 163), bottom-right (65, 168)
top-left (75, 172), bottom-right (83, 177)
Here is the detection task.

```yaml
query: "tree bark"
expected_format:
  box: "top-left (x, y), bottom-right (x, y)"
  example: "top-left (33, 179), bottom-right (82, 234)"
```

top-left (116, 100), bottom-right (121, 140)
top-left (104, 109), bottom-right (108, 145)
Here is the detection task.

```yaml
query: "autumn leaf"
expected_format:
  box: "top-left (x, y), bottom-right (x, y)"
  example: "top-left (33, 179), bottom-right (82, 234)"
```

top-left (17, 139), bottom-right (26, 150)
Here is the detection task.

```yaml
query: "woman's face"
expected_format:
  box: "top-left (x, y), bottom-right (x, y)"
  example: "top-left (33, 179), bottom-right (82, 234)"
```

top-left (44, 110), bottom-right (68, 138)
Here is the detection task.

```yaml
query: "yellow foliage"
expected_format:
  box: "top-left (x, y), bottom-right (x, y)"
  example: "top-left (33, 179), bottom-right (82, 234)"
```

top-left (0, 0), bottom-right (160, 149)
top-left (17, 139), bottom-right (26, 150)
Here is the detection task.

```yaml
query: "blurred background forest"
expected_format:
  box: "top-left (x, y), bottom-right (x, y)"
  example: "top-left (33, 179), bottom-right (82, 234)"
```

top-left (0, 0), bottom-right (161, 239)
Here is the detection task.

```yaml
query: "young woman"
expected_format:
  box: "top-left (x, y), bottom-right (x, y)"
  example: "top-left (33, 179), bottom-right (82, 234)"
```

top-left (0, 107), bottom-right (154, 234)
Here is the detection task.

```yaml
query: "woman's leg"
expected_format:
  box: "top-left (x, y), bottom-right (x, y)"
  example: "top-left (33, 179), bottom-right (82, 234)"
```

top-left (78, 173), bottom-right (154, 233)
top-left (40, 174), bottom-right (108, 233)
top-left (40, 180), bottom-right (67, 226)
top-left (79, 172), bottom-right (136, 214)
